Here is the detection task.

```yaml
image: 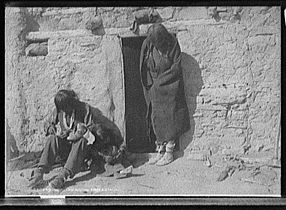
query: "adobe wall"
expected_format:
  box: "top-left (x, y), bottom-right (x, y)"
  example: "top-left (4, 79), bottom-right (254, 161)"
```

top-left (5, 7), bottom-right (280, 155)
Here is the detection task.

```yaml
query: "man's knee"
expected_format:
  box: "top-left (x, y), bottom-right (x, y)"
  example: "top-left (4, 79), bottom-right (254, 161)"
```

top-left (78, 137), bottom-right (88, 143)
top-left (73, 137), bottom-right (88, 147)
top-left (45, 135), bottom-right (57, 146)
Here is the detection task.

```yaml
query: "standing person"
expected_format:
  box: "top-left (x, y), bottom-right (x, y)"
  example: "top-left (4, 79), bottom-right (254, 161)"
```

top-left (139, 23), bottom-right (190, 166)
top-left (28, 89), bottom-right (126, 189)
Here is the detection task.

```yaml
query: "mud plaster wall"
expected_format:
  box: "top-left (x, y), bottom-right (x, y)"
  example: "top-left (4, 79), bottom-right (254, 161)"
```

top-left (5, 7), bottom-right (281, 155)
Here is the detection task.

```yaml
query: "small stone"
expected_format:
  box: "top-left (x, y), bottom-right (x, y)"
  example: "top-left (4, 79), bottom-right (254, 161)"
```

top-left (230, 16), bottom-right (239, 23)
top-left (193, 112), bottom-right (203, 117)
top-left (261, 145), bottom-right (274, 152)
top-left (204, 98), bottom-right (211, 104)
top-left (187, 152), bottom-right (206, 161)
top-left (271, 159), bottom-right (281, 167)
top-left (204, 157), bottom-right (212, 167)
top-left (255, 144), bottom-right (264, 152)
top-left (222, 148), bottom-right (232, 155)
top-left (210, 145), bottom-right (219, 155)
top-left (217, 170), bottom-right (228, 182)
top-left (195, 129), bottom-right (204, 138)
top-left (232, 104), bottom-right (239, 109)
top-left (228, 167), bottom-right (236, 177)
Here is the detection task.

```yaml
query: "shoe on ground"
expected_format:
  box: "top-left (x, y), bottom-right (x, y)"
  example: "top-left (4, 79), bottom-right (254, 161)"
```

top-left (114, 171), bottom-right (128, 179)
top-left (148, 152), bottom-right (164, 165)
top-left (49, 168), bottom-right (70, 189)
top-left (156, 152), bottom-right (174, 166)
top-left (119, 165), bottom-right (133, 175)
top-left (114, 166), bottom-right (133, 179)
top-left (28, 167), bottom-right (44, 188)
top-left (98, 163), bottom-right (117, 177)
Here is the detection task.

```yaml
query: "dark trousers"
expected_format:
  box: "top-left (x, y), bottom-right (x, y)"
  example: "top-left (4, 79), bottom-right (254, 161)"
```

top-left (38, 135), bottom-right (90, 176)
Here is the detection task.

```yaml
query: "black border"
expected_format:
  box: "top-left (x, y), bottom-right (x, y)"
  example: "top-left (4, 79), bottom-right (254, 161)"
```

top-left (2, 0), bottom-right (286, 206)
top-left (3, 0), bottom-right (285, 7)
top-left (281, 1), bottom-right (285, 201)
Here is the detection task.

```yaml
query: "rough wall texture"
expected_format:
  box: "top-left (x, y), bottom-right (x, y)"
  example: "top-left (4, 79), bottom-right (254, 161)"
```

top-left (177, 6), bottom-right (281, 154)
top-left (5, 6), bottom-right (280, 156)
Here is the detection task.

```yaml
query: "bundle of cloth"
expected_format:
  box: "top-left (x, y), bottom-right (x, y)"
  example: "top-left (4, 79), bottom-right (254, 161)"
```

top-left (130, 8), bottom-right (161, 34)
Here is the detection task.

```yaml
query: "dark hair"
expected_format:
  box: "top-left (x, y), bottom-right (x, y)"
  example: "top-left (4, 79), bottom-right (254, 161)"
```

top-left (148, 23), bottom-right (175, 55)
top-left (54, 89), bottom-right (79, 112)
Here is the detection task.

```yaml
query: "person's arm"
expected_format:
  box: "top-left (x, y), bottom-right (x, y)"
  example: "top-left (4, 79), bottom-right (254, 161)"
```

top-left (140, 37), bottom-right (154, 89)
top-left (88, 121), bottom-right (126, 163)
top-left (111, 132), bottom-right (126, 163)
top-left (67, 123), bottom-right (88, 141)
top-left (84, 104), bottom-right (126, 161)
top-left (83, 105), bottom-right (102, 137)
top-left (171, 39), bottom-right (181, 64)
top-left (156, 39), bottom-right (182, 87)
top-left (44, 108), bottom-right (58, 136)
top-left (87, 123), bottom-right (105, 140)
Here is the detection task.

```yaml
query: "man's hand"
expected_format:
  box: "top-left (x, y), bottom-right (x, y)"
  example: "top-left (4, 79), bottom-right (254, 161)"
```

top-left (58, 129), bottom-right (71, 139)
top-left (113, 148), bottom-right (125, 162)
top-left (67, 132), bottom-right (83, 142)
top-left (104, 155), bottom-right (114, 164)
top-left (94, 124), bottom-right (104, 140)
top-left (46, 125), bottom-right (56, 136)
top-left (67, 123), bottom-right (88, 141)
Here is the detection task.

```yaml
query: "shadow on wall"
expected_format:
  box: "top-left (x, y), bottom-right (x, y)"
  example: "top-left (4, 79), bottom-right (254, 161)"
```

top-left (6, 121), bottom-right (19, 160)
top-left (88, 106), bottom-right (125, 149)
top-left (21, 9), bottom-right (41, 56)
top-left (22, 8), bottom-right (40, 40)
top-left (24, 9), bottom-right (40, 32)
top-left (180, 52), bottom-right (203, 152)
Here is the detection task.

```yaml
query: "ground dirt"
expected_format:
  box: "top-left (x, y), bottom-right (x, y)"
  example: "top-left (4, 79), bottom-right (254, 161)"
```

top-left (6, 152), bottom-right (281, 196)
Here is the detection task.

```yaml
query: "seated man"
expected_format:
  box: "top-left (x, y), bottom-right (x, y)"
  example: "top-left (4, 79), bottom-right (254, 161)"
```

top-left (28, 89), bottom-right (126, 189)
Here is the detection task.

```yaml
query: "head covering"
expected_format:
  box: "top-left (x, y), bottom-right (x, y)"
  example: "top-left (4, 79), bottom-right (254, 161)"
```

top-left (147, 23), bottom-right (175, 56)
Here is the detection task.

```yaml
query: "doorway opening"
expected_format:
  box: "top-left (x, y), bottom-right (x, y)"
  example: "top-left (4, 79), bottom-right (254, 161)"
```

top-left (121, 36), bottom-right (155, 153)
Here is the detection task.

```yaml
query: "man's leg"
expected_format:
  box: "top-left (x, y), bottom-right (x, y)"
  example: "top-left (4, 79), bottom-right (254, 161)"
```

top-left (38, 135), bottom-right (71, 172)
top-left (49, 138), bottom-right (90, 189)
top-left (64, 137), bottom-right (90, 176)
top-left (147, 141), bottom-right (166, 165)
top-left (28, 135), bottom-right (71, 187)
top-left (156, 140), bottom-right (175, 166)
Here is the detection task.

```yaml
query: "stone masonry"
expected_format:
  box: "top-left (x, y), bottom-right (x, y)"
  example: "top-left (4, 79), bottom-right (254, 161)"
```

top-left (5, 7), bottom-right (280, 157)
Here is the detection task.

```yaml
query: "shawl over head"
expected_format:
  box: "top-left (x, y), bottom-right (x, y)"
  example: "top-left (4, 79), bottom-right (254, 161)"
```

top-left (139, 24), bottom-right (190, 143)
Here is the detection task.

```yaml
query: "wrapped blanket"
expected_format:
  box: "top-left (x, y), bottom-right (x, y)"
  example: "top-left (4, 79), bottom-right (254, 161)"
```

top-left (139, 24), bottom-right (190, 144)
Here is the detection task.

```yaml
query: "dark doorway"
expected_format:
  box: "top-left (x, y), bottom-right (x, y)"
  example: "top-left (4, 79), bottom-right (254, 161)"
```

top-left (122, 36), bottom-right (155, 153)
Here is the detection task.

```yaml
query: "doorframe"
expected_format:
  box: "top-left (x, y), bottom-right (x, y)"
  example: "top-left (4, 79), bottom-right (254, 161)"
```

top-left (119, 35), bottom-right (150, 152)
